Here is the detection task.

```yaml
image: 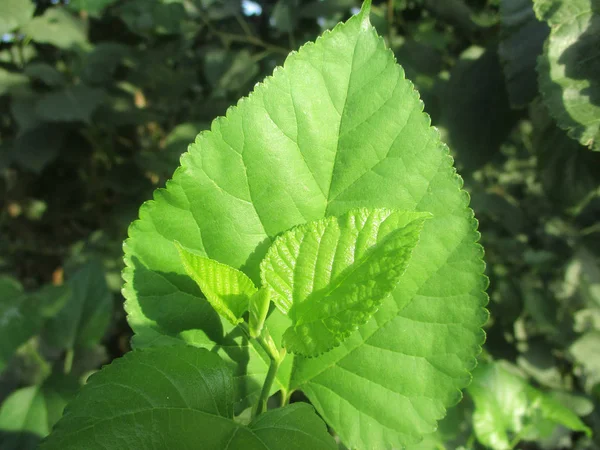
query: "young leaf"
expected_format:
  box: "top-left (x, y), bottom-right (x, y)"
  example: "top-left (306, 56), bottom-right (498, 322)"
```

top-left (535, 0), bottom-right (600, 150)
top-left (249, 288), bottom-right (271, 338)
top-left (123, 1), bottom-right (488, 447)
top-left (0, 0), bottom-right (35, 35)
top-left (41, 346), bottom-right (336, 450)
top-left (261, 208), bottom-right (430, 356)
top-left (468, 362), bottom-right (592, 449)
top-left (176, 242), bottom-right (257, 325)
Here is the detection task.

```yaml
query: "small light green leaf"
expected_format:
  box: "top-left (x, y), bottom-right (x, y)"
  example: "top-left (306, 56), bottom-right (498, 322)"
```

top-left (0, 0), bottom-right (35, 35)
top-left (468, 361), bottom-right (592, 450)
top-left (43, 261), bottom-right (112, 351)
top-left (0, 374), bottom-right (78, 450)
top-left (570, 331), bottom-right (600, 392)
top-left (499, 0), bottom-right (549, 107)
top-left (535, 0), bottom-right (600, 150)
top-left (22, 8), bottom-right (89, 50)
top-left (35, 85), bottom-right (105, 123)
top-left (0, 278), bottom-right (69, 372)
top-left (261, 208), bottom-right (430, 356)
top-left (249, 288), bottom-right (271, 338)
top-left (176, 242), bottom-right (257, 325)
top-left (41, 346), bottom-right (337, 450)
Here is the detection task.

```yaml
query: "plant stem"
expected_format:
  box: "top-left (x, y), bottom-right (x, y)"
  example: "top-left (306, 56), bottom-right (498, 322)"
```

top-left (64, 348), bottom-right (74, 374)
top-left (238, 323), bottom-right (284, 417)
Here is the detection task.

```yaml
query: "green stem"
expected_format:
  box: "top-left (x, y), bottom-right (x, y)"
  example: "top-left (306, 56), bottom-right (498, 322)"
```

top-left (239, 323), bottom-right (284, 417)
top-left (64, 348), bottom-right (74, 374)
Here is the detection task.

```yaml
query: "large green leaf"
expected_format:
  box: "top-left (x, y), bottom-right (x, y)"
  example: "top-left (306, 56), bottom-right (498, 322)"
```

top-left (123, 2), bottom-right (488, 447)
top-left (0, 0), bottom-right (35, 35)
top-left (0, 278), bottom-right (69, 373)
top-left (499, 0), bottom-right (549, 107)
top-left (468, 362), bottom-right (592, 450)
top-left (41, 346), bottom-right (336, 450)
top-left (261, 208), bottom-right (429, 356)
top-left (43, 261), bottom-right (112, 351)
top-left (0, 375), bottom-right (78, 450)
top-left (535, 0), bottom-right (600, 150)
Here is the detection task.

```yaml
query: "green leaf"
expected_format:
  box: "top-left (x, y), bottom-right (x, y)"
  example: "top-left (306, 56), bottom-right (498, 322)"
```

top-left (43, 261), bottom-right (112, 351)
top-left (68, 0), bottom-right (120, 17)
top-left (79, 43), bottom-right (131, 85)
top-left (22, 8), bottom-right (89, 50)
top-left (0, 375), bottom-right (78, 450)
top-left (0, 68), bottom-right (29, 97)
top-left (176, 242), bottom-right (257, 325)
top-left (12, 124), bottom-right (66, 174)
top-left (249, 288), bottom-right (271, 338)
top-left (261, 208), bottom-right (430, 356)
top-left (570, 331), bottom-right (600, 392)
top-left (0, 0), bottom-right (35, 35)
top-left (0, 279), bottom-right (69, 373)
top-left (468, 362), bottom-right (592, 450)
top-left (24, 63), bottom-right (66, 87)
top-left (441, 46), bottom-right (518, 171)
top-left (499, 0), bottom-right (549, 107)
top-left (535, 0), bottom-right (600, 150)
top-left (41, 346), bottom-right (337, 450)
top-left (123, 2), bottom-right (488, 447)
top-left (35, 85), bottom-right (105, 123)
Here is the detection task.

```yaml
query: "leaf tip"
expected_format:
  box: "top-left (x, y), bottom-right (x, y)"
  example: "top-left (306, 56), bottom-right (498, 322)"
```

top-left (359, 0), bottom-right (372, 24)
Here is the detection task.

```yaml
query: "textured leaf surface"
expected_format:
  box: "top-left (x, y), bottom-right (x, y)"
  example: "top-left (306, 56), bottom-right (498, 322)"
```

top-left (261, 208), bottom-right (429, 356)
top-left (176, 242), bottom-right (256, 325)
top-left (43, 261), bottom-right (112, 351)
top-left (41, 346), bottom-right (336, 450)
top-left (123, 3), bottom-right (488, 447)
top-left (535, 0), bottom-right (600, 150)
top-left (499, 0), bottom-right (549, 107)
top-left (468, 362), bottom-right (592, 450)
top-left (0, 0), bottom-right (35, 35)
top-left (0, 375), bottom-right (78, 450)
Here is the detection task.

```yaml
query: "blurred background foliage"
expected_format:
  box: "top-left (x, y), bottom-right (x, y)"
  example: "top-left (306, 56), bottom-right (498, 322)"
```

top-left (0, 0), bottom-right (599, 449)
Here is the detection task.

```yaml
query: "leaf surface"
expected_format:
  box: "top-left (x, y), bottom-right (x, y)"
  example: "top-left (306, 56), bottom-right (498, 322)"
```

top-left (22, 8), bottom-right (89, 50)
top-left (535, 0), bottom-right (600, 150)
top-left (176, 242), bottom-right (257, 325)
top-left (261, 208), bottom-right (429, 355)
top-left (468, 361), bottom-right (592, 450)
top-left (43, 261), bottom-right (112, 351)
top-left (41, 346), bottom-right (336, 450)
top-left (0, 0), bottom-right (35, 35)
top-left (499, 0), bottom-right (549, 107)
top-left (123, 2), bottom-right (488, 447)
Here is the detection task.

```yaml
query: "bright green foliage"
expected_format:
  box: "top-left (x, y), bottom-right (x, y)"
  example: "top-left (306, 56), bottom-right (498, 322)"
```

top-left (499, 0), bottom-right (549, 107)
top-left (0, 375), bottom-right (78, 450)
top-left (535, 0), bottom-right (600, 150)
top-left (261, 208), bottom-right (430, 356)
top-left (0, 278), bottom-right (69, 372)
top-left (43, 261), bottom-right (112, 351)
top-left (0, 0), bottom-right (35, 35)
top-left (468, 362), bottom-right (591, 449)
top-left (176, 242), bottom-right (257, 325)
top-left (249, 288), bottom-right (270, 338)
top-left (41, 346), bottom-right (336, 450)
top-left (123, 2), bottom-right (487, 447)
top-left (22, 8), bottom-right (89, 50)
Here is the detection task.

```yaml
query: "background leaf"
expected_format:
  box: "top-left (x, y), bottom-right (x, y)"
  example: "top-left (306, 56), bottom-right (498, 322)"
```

top-left (0, 0), bottom-right (35, 35)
